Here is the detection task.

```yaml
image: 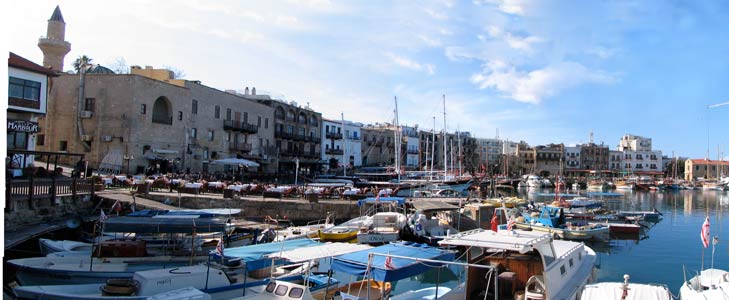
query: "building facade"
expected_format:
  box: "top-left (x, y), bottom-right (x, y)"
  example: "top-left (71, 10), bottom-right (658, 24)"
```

top-left (564, 146), bottom-right (581, 170)
top-left (579, 143), bottom-right (609, 171)
top-left (37, 67), bottom-right (276, 175)
top-left (361, 125), bottom-right (396, 168)
top-left (684, 159), bottom-right (729, 181)
top-left (8, 52), bottom-right (58, 170)
top-left (401, 126), bottom-right (420, 169)
top-left (476, 138), bottom-right (503, 172)
top-left (609, 150), bottom-right (623, 171)
top-left (321, 118), bottom-right (362, 172)
top-left (617, 134), bottom-right (663, 174)
top-left (535, 144), bottom-right (564, 176)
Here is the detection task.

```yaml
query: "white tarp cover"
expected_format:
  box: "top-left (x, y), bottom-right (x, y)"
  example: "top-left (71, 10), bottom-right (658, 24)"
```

top-left (211, 158), bottom-right (260, 167)
top-left (266, 242), bottom-right (372, 263)
top-left (580, 282), bottom-right (671, 300)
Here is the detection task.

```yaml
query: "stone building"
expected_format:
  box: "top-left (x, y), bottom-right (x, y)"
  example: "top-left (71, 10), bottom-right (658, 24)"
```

top-left (255, 97), bottom-right (322, 177)
top-left (684, 159), bottom-right (729, 181)
top-left (579, 143), bottom-right (609, 171)
top-left (361, 124), bottom-right (396, 168)
top-left (38, 6), bottom-right (70, 72)
top-left (515, 142), bottom-right (535, 175)
top-left (535, 143), bottom-right (564, 177)
top-left (37, 67), bottom-right (275, 175)
top-left (476, 138), bottom-right (503, 173)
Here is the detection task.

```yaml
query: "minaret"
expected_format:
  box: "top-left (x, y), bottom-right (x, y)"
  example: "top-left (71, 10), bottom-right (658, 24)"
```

top-left (38, 5), bottom-right (71, 72)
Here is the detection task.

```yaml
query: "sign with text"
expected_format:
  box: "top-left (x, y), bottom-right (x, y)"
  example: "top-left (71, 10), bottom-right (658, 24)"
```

top-left (7, 119), bottom-right (40, 133)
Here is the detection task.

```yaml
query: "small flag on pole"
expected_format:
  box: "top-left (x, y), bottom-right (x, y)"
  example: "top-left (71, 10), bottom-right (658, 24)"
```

top-left (384, 254), bottom-right (396, 270)
top-left (701, 216), bottom-right (710, 248)
top-left (215, 239), bottom-right (224, 257)
top-left (507, 217), bottom-right (515, 232)
top-left (99, 210), bottom-right (108, 223)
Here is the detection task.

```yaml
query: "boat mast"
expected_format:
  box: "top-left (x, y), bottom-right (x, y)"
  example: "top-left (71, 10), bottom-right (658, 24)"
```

top-left (442, 94), bottom-right (447, 180)
top-left (394, 96), bottom-right (401, 182)
top-left (341, 112), bottom-right (346, 177)
top-left (458, 129), bottom-right (462, 176)
top-left (430, 116), bottom-right (436, 179)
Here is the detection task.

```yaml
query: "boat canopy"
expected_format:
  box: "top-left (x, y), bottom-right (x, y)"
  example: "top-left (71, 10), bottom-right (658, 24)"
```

top-left (267, 243), bottom-right (372, 263)
top-left (221, 239), bottom-right (321, 261)
top-left (102, 216), bottom-right (229, 233)
top-left (357, 197), bottom-right (406, 207)
top-left (128, 209), bottom-right (241, 218)
top-left (411, 200), bottom-right (459, 212)
top-left (439, 229), bottom-right (551, 254)
top-left (331, 242), bottom-right (455, 282)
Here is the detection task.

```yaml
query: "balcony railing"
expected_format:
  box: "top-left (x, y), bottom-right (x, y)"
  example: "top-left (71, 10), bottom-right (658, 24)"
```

top-left (152, 115), bottom-right (173, 125)
top-left (224, 120), bottom-right (259, 134)
top-left (293, 134), bottom-right (307, 141)
top-left (326, 132), bottom-right (343, 140)
top-left (308, 136), bottom-right (321, 143)
top-left (240, 122), bottom-right (258, 134)
top-left (326, 149), bottom-right (344, 155)
top-left (275, 131), bottom-right (295, 139)
top-left (406, 149), bottom-right (419, 154)
top-left (229, 143), bottom-right (252, 152)
top-left (305, 151), bottom-right (319, 158)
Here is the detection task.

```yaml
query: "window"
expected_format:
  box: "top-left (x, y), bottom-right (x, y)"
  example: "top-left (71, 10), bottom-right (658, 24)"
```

top-left (178, 111), bottom-right (183, 121)
top-left (244, 112), bottom-right (248, 123)
top-left (257, 116), bottom-right (261, 127)
top-left (7, 132), bottom-right (28, 149)
top-left (141, 104), bottom-right (146, 114)
top-left (265, 118), bottom-right (269, 129)
top-left (59, 140), bottom-right (68, 152)
top-left (274, 285), bottom-right (288, 296)
top-left (289, 287), bottom-right (304, 298)
top-left (37, 134), bottom-right (45, 146)
top-left (192, 99), bottom-right (198, 114)
top-left (84, 98), bottom-right (95, 112)
top-left (265, 282), bottom-right (276, 293)
top-left (208, 130), bottom-right (215, 141)
top-left (9, 77), bottom-right (41, 101)
top-left (226, 108), bottom-right (232, 120)
top-left (191, 128), bottom-right (197, 139)
top-left (560, 265), bottom-right (566, 275)
top-left (152, 96), bottom-right (172, 125)
top-left (569, 258), bottom-right (574, 267)
top-left (215, 105), bottom-right (220, 119)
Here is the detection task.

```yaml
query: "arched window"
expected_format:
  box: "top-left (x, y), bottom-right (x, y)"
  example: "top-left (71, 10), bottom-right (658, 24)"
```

top-left (298, 112), bottom-right (307, 124)
top-left (287, 110), bottom-right (295, 121)
top-left (309, 116), bottom-right (318, 127)
top-left (152, 96), bottom-right (172, 125)
top-left (274, 106), bottom-right (285, 120)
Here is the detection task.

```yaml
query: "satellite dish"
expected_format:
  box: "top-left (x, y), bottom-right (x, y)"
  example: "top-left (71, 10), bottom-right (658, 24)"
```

top-left (66, 218), bottom-right (82, 229)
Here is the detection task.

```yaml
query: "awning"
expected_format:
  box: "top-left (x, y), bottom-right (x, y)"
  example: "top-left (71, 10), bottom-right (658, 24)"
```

top-left (267, 243), bottom-right (372, 263)
top-left (212, 158), bottom-right (260, 167)
top-left (331, 242), bottom-right (456, 282)
top-left (357, 197), bottom-right (406, 207)
top-left (102, 216), bottom-right (229, 233)
top-left (412, 200), bottom-right (459, 212)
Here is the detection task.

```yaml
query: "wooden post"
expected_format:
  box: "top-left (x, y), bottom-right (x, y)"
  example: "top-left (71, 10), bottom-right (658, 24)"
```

top-left (28, 174), bottom-right (35, 210)
top-left (5, 178), bottom-right (13, 212)
top-left (72, 177), bottom-right (78, 203)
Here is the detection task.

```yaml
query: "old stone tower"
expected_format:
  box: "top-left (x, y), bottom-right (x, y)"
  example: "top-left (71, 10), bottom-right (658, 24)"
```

top-left (38, 5), bottom-right (71, 72)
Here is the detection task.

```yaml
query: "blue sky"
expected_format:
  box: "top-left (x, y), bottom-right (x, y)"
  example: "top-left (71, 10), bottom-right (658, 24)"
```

top-left (7, 0), bottom-right (729, 159)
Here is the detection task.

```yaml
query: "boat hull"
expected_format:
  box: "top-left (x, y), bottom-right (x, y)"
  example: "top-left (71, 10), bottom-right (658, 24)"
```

top-left (318, 229), bottom-right (358, 242)
top-left (356, 232), bottom-right (399, 244)
top-left (515, 223), bottom-right (610, 241)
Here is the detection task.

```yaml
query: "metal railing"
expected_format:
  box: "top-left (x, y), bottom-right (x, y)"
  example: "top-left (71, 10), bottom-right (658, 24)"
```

top-left (6, 178), bottom-right (94, 211)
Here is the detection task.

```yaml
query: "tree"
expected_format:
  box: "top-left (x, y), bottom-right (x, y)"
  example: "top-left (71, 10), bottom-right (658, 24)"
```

top-left (109, 57), bottom-right (129, 74)
top-left (163, 65), bottom-right (186, 79)
top-left (73, 55), bottom-right (93, 73)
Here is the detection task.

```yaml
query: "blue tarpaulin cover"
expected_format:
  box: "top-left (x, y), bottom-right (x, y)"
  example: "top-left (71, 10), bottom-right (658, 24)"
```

top-left (331, 242), bottom-right (455, 282)
top-left (219, 239), bottom-right (321, 261)
top-left (357, 197), bottom-right (406, 207)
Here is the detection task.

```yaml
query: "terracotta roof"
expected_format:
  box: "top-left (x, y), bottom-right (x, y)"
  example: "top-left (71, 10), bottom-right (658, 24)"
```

top-left (687, 159), bottom-right (729, 166)
top-left (8, 52), bottom-right (58, 76)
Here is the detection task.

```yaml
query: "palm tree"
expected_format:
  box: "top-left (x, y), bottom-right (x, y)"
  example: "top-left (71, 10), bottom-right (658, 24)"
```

top-left (73, 55), bottom-right (93, 73)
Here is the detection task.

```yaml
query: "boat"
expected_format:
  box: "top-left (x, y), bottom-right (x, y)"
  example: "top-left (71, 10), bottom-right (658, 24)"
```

top-left (401, 200), bottom-right (466, 245)
top-left (272, 215), bottom-right (334, 242)
top-left (481, 197), bottom-right (526, 208)
top-left (14, 264), bottom-right (327, 300)
top-left (581, 274), bottom-right (671, 300)
top-left (226, 274), bottom-right (342, 300)
top-left (587, 179), bottom-right (610, 191)
top-left (357, 211), bottom-right (407, 244)
top-left (525, 175), bottom-right (542, 188)
top-left (329, 242), bottom-right (456, 300)
top-left (680, 268), bottom-right (729, 300)
top-left (437, 228), bottom-right (597, 300)
top-left (616, 209), bottom-right (662, 222)
top-left (518, 206), bottom-right (610, 241)
top-left (39, 238), bottom-right (93, 255)
top-left (14, 287), bottom-right (212, 300)
top-left (614, 179), bottom-right (636, 191)
top-left (318, 197), bottom-right (404, 243)
top-left (390, 287), bottom-right (452, 300)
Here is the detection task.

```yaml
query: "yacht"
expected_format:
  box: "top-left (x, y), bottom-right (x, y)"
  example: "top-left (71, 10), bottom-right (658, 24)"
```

top-left (437, 228), bottom-right (597, 300)
top-left (680, 268), bottom-right (729, 300)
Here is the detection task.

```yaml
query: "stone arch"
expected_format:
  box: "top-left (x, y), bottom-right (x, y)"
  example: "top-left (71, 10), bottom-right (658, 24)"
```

top-left (152, 96), bottom-right (172, 125)
top-left (298, 112), bottom-right (307, 124)
top-left (309, 115), bottom-right (318, 126)
top-left (274, 106), bottom-right (285, 119)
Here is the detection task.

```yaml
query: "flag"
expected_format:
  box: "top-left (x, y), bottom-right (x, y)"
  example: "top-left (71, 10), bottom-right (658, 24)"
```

top-left (99, 209), bottom-right (108, 223)
top-left (490, 212), bottom-right (499, 232)
top-left (384, 255), bottom-right (396, 270)
top-left (215, 239), bottom-right (224, 257)
top-left (375, 193), bottom-right (380, 204)
top-left (701, 216), bottom-right (710, 248)
top-left (110, 200), bottom-right (122, 214)
top-left (507, 217), bottom-right (515, 232)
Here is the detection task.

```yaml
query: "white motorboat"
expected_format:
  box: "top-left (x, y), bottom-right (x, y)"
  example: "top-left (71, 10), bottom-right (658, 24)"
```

top-left (39, 238), bottom-right (93, 255)
top-left (680, 268), bottom-right (729, 300)
top-left (526, 175), bottom-right (542, 188)
top-left (273, 216), bottom-right (334, 242)
top-left (581, 274), bottom-right (671, 300)
top-left (437, 228), bottom-right (597, 300)
top-left (390, 287), bottom-right (452, 300)
top-left (356, 212), bottom-right (407, 244)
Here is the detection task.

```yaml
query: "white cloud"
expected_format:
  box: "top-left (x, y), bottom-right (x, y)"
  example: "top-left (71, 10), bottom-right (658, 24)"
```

top-left (385, 53), bottom-right (436, 75)
top-left (424, 8), bottom-right (449, 20)
top-left (418, 35), bottom-right (442, 47)
top-left (474, 0), bottom-right (526, 16)
top-left (587, 46), bottom-right (618, 59)
top-left (471, 61), bottom-right (616, 104)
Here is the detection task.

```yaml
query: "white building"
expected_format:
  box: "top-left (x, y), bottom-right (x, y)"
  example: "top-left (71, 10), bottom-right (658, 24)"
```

top-left (402, 126), bottom-right (420, 168)
top-left (565, 146), bottom-right (581, 169)
top-left (476, 138), bottom-right (503, 168)
top-left (503, 140), bottom-right (518, 156)
top-left (609, 150), bottom-right (623, 171)
top-left (8, 52), bottom-right (57, 170)
top-left (321, 118), bottom-right (362, 171)
top-left (617, 134), bottom-right (662, 173)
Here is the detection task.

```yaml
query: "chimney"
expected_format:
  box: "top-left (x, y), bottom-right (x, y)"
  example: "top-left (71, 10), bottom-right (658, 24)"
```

top-left (244, 87), bottom-right (249, 95)
top-left (252, 87), bottom-right (256, 95)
